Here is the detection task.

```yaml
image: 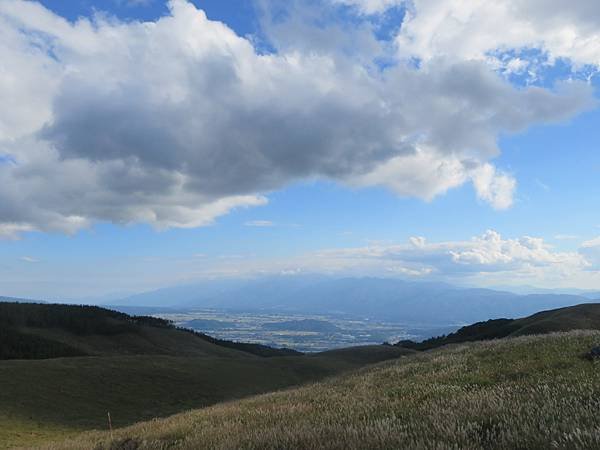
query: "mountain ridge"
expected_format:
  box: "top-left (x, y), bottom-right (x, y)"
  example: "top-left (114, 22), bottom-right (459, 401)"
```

top-left (110, 276), bottom-right (597, 324)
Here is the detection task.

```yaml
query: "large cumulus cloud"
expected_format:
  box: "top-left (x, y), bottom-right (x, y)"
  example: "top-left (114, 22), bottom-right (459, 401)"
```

top-left (0, 0), bottom-right (595, 236)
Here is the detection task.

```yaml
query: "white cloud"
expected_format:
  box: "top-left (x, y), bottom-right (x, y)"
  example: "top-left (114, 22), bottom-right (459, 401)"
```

top-left (19, 256), bottom-right (40, 263)
top-left (0, 224), bottom-right (36, 240)
top-left (218, 254), bottom-right (247, 260)
top-left (386, 265), bottom-right (433, 276)
top-left (554, 234), bottom-right (579, 240)
top-left (583, 237), bottom-right (600, 248)
top-left (141, 230), bottom-right (599, 288)
top-left (332, 0), bottom-right (402, 15)
top-left (352, 146), bottom-right (469, 200)
top-left (535, 179), bottom-right (551, 191)
top-left (397, 0), bottom-right (600, 71)
top-left (316, 230), bottom-right (591, 282)
top-left (120, 0), bottom-right (153, 6)
top-left (356, 151), bottom-right (517, 209)
top-left (471, 164), bottom-right (516, 210)
top-left (245, 220), bottom-right (275, 227)
top-left (580, 237), bottom-right (600, 269)
top-left (0, 0), bottom-right (595, 237)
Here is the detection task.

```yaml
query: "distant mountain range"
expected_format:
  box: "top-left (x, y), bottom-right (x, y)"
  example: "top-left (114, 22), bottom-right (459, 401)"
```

top-left (490, 285), bottom-right (600, 299)
top-left (110, 276), bottom-right (600, 325)
top-left (0, 295), bottom-right (44, 303)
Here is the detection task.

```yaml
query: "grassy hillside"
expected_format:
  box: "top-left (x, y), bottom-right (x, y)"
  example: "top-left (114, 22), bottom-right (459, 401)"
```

top-left (0, 303), bottom-right (412, 448)
top-left (398, 302), bottom-right (600, 350)
top-left (312, 345), bottom-right (415, 365)
top-left (0, 350), bottom-right (413, 448)
top-left (6, 302), bottom-right (600, 449)
top-left (42, 330), bottom-right (600, 450)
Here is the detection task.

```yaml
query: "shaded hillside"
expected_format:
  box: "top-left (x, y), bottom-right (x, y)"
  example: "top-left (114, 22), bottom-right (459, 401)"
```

top-left (0, 327), bottom-right (85, 360)
top-left (0, 302), bottom-right (289, 360)
top-left (190, 329), bottom-right (301, 357)
top-left (44, 331), bottom-right (600, 450)
top-left (397, 302), bottom-right (600, 350)
top-left (0, 352), bottom-right (410, 449)
top-left (1, 351), bottom-right (405, 448)
top-left (0, 302), bottom-right (410, 448)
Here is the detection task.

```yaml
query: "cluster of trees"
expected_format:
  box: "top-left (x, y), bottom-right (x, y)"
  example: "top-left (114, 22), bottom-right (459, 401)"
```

top-left (0, 302), bottom-right (177, 360)
top-left (394, 318), bottom-right (518, 351)
top-left (0, 302), bottom-right (174, 336)
top-left (180, 328), bottom-right (301, 357)
top-left (0, 302), bottom-right (298, 360)
top-left (0, 326), bottom-right (85, 360)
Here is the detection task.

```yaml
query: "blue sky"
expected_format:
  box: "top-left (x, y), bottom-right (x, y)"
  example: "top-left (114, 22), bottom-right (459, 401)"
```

top-left (1, 0), bottom-right (600, 299)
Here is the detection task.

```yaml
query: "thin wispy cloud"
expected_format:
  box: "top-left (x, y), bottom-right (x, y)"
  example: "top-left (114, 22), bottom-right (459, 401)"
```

top-left (554, 234), bottom-right (579, 241)
top-left (244, 220), bottom-right (275, 227)
top-left (149, 231), bottom-right (600, 289)
top-left (535, 179), bottom-right (551, 191)
top-left (19, 256), bottom-right (40, 263)
top-left (115, 0), bottom-right (153, 7)
top-left (316, 230), bottom-right (591, 278)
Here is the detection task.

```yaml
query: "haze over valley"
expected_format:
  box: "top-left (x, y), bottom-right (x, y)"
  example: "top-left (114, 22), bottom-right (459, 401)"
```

top-left (94, 276), bottom-right (598, 350)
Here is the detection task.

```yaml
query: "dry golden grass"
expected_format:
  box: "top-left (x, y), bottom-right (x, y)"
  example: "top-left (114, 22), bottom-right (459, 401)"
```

top-left (39, 330), bottom-right (600, 450)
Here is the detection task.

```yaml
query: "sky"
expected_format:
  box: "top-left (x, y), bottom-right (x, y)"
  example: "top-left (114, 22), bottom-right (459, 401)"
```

top-left (1, 0), bottom-right (600, 299)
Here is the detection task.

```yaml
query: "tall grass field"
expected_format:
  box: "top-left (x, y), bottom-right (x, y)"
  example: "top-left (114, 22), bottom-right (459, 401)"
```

top-left (41, 330), bottom-right (600, 450)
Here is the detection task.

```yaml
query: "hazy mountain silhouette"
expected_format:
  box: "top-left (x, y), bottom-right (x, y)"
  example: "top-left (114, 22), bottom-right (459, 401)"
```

top-left (112, 276), bottom-right (596, 325)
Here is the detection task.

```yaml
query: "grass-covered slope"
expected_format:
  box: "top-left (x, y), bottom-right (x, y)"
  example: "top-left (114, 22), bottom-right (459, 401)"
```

top-left (0, 350), bottom-right (412, 449)
top-left (0, 303), bottom-right (412, 448)
top-left (312, 345), bottom-right (415, 365)
top-left (44, 331), bottom-right (600, 450)
top-left (399, 302), bottom-right (600, 350)
top-left (0, 354), bottom-right (392, 448)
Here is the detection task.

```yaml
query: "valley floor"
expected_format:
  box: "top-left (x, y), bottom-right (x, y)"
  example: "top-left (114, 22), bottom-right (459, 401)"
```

top-left (40, 330), bottom-right (600, 450)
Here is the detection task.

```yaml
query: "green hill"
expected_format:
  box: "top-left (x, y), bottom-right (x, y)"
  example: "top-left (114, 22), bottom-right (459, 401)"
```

top-left (6, 302), bottom-right (600, 449)
top-left (42, 330), bottom-right (600, 449)
top-left (397, 302), bottom-right (600, 350)
top-left (0, 303), bottom-right (410, 448)
top-left (312, 344), bottom-right (415, 365)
